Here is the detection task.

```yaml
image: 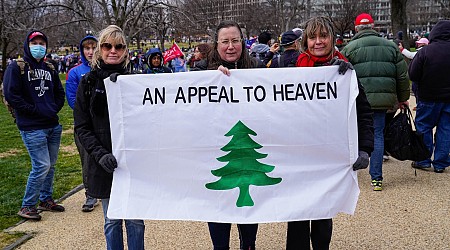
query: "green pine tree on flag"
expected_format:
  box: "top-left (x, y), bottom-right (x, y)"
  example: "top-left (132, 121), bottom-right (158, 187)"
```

top-left (205, 120), bottom-right (282, 207)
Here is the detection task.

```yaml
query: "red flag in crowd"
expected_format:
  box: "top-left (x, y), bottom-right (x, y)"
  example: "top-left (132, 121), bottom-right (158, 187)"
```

top-left (163, 42), bottom-right (183, 62)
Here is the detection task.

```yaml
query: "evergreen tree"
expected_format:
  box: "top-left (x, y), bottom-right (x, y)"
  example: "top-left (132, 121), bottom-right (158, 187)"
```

top-left (206, 120), bottom-right (282, 207)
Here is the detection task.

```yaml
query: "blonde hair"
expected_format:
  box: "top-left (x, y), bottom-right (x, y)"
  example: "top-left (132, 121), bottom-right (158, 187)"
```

top-left (301, 16), bottom-right (336, 52)
top-left (91, 25), bottom-right (129, 69)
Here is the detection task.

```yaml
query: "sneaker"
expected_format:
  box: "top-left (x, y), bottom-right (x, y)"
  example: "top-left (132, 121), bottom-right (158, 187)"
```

top-left (411, 162), bottom-right (431, 170)
top-left (37, 200), bottom-right (65, 212)
top-left (82, 196), bottom-right (98, 212)
top-left (17, 207), bottom-right (41, 220)
top-left (434, 168), bottom-right (444, 173)
top-left (371, 180), bottom-right (383, 191)
top-left (383, 155), bottom-right (390, 162)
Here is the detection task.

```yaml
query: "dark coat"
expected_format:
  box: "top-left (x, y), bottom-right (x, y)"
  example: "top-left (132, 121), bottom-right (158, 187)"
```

top-left (409, 20), bottom-right (450, 103)
top-left (189, 59), bottom-right (208, 71)
top-left (74, 64), bottom-right (128, 199)
top-left (269, 49), bottom-right (300, 68)
top-left (341, 29), bottom-right (410, 110)
top-left (355, 82), bottom-right (375, 155)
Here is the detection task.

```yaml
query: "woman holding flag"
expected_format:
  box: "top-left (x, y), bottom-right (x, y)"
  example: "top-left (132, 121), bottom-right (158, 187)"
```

top-left (74, 25), bottom-right (146, 250)
top-left (202, 20), bottom-right (264, 250)
top-left (287, 16), bottom-right (374, 249)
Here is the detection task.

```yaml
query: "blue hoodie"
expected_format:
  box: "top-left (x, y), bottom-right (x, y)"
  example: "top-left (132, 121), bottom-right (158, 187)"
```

top-left (66, 35), bottom-right (97, 109)
top-left (3, 30), bottom-right (65, 131)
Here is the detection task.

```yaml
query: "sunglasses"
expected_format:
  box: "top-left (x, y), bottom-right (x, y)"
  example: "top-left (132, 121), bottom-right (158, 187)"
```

top-left (101, 43), bottom-right (126, 51)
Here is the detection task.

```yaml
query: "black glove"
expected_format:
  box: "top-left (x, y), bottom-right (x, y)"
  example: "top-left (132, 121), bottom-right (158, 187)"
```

top-left (330, 57), bottom-right (354, 75)
top-left (99, 153), bottom-right (118, 173)
top-left (109, 73), bottom-right (120, 82)
top-left (352, 151), bottom-right (369, 171)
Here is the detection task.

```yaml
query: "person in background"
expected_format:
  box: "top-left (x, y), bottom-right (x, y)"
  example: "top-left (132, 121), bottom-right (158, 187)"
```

top-left (341, 13), bottom-right (410, 191)
top-left (65, 34), bottom-right (99, 212)
top-left (144, 47), bottom-right (172, 74)
top-left (409, 20), bottom-right (450, 173)
top-left (286, 16), bottom-right (373, 250)
top-left (45, 54), bottom-right (58, 71)
top-left (249, 31), bottom-right (272, 65)
top-left (189, 43), bottom-right (210, 71)
top-left (74, 25), bottom-right (145, 250)
top-left (172, 55), bottom-right (187, 72)
top-left (399, 37), bottom-right (429, 110)
top-left (3, 30), bottom-right (66, 220)
top-left (268, 30), bottom-right (301, 68)
top-left (202, 20), bottom-right (263, 250)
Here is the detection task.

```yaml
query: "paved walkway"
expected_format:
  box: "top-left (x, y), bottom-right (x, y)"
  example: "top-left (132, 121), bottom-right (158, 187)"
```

top-left (5, 100), bottom-right (450, 249)
top-left (6, 157), bottom-right (450, 249)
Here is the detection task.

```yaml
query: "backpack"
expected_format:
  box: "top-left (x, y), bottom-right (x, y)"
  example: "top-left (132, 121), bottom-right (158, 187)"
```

top-left (0, 79), bottom-right (15, 119)
top-left (276, 51), bottom-right (300, 68)
top-left (1, 58), bottom-right (56, 121)
top-left (250, 51), bottom-right (267, 64)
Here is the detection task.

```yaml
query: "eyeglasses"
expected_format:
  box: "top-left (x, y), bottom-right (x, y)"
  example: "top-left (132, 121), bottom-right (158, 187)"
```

top-left (218, 38), bottom-right (242, 47)
top-left (101, 43), bottom-right (126, 51)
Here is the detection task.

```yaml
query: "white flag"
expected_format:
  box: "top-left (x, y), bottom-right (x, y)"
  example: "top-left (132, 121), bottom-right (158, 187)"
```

top-left (105, 67), bottom-right (360, 223)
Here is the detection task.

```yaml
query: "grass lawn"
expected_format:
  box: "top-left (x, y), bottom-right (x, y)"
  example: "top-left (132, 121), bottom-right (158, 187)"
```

top-left (0, 73), bottom-right (82, 248)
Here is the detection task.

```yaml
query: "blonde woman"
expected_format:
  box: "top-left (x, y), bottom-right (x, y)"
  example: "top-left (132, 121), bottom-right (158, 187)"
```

top-left (74, 25), bottom-right (145, 250)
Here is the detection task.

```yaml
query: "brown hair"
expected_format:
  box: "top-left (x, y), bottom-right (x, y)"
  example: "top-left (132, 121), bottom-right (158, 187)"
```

top-left (82, 38), bottom-right (97, 48)
top-left (207, 20), bottom-right (256, 70)
top-left (196, 43), bottom-right (211, 59)
top-left (301, 16), bottom-right (336, 52)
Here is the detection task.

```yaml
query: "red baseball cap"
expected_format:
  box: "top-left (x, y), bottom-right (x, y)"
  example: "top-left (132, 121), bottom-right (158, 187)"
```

top-left (28, 31), bottom-right (45, 42)
top-left (355, 13), bottom-right (374, 25)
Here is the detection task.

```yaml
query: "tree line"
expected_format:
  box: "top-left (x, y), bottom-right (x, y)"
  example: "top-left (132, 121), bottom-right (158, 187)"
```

top-left (1, 0), bottom-right (449, 70)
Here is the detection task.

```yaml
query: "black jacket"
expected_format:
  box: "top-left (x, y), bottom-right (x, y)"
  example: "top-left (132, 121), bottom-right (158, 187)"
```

top-left (269, 49), bottom-right (300, 68)
top-left (409, 20), bottom-right (450, 103)
top-left (355, 82), bottom-right (374, 155)
top-left (74, 63), bottom-right (128, 198)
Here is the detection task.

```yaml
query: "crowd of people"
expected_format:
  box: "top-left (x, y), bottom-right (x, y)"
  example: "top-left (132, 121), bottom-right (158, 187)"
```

top-left (1, 12), bottom-right (449, 250)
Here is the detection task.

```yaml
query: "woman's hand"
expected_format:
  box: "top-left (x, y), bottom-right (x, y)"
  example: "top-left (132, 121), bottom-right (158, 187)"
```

top-left (218, 65), bottom-right (231, 76)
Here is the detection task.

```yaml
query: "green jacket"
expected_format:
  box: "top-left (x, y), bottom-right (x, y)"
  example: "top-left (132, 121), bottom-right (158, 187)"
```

top-left (341, 29), bottom-right (410, 110)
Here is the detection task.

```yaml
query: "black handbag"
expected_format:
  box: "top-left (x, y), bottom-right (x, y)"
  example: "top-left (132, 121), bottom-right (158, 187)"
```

top-left (384, 107), bottom-right (431, 161)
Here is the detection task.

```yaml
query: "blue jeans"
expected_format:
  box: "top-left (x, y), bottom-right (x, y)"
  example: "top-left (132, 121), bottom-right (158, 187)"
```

top-left (208, 222), bottom-right (258, 250)
top-left (20, 124), bottom-right (62, 207)
top-left (101, 199), bottom-right (145, 250)
top-left (369, 110), bottom-right (386, 181)
top-left (415, 101), bottom-right (450, 170)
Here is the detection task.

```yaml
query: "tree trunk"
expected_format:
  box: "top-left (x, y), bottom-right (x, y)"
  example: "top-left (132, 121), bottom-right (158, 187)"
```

top-left (391, 0), bottom-right (410, 49)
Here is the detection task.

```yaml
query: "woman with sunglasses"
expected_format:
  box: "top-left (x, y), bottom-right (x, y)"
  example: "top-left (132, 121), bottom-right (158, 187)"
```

top-left (74, 25), bottom-right (145, 250)
top-left (200, 20), bottom-right (264, 250)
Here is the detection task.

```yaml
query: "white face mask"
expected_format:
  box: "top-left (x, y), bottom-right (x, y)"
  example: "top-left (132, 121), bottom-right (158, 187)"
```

top-left (30, 45), bottom-right (46, 59)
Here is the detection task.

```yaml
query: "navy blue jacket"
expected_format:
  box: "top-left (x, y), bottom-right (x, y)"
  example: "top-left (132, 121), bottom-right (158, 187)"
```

top-left (144, 48), bottom-right (172, 74)
top-left (409, 20), bottom-right (450, 102)
top-left (3, 30), bottom-right (65, 131)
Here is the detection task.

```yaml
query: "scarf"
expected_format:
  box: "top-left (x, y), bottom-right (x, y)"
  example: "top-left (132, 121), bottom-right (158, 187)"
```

top-left (221, 59), bottom-right (243, 69)
top-left (296, 50), bottom-right (347, 67)
top-left (96, 60), bottom-right (128, 79)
